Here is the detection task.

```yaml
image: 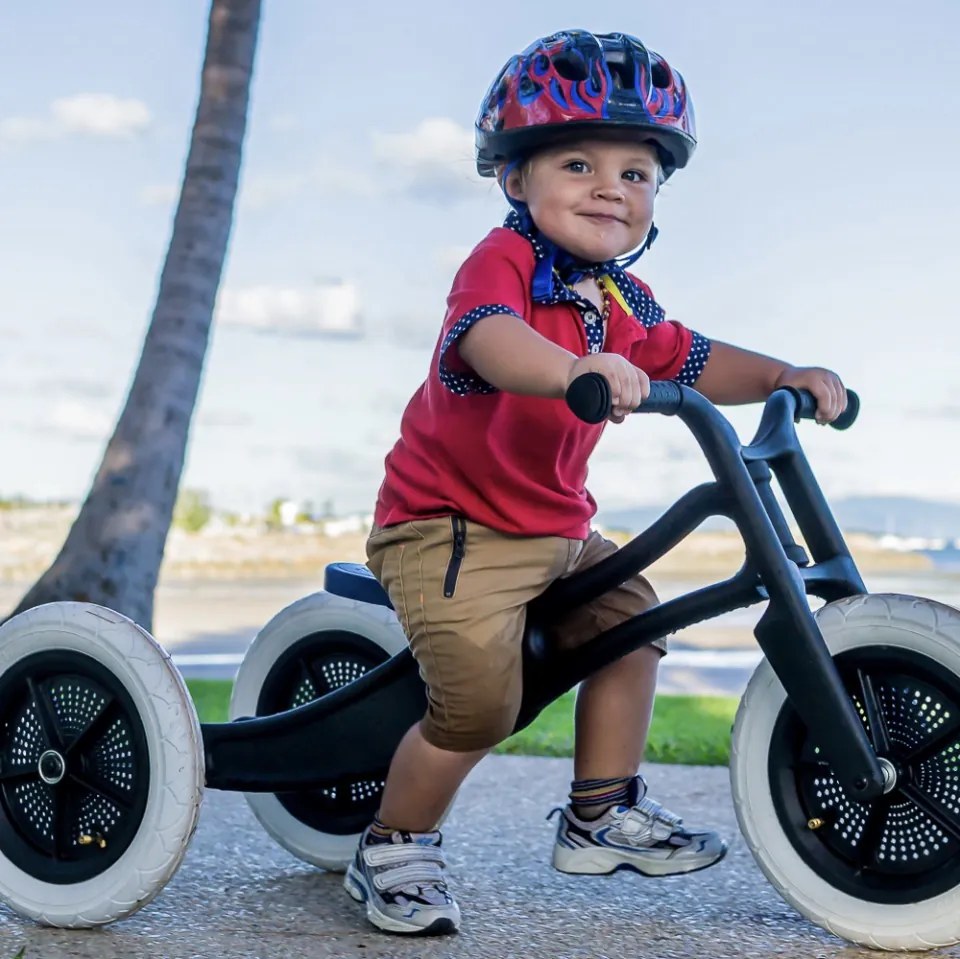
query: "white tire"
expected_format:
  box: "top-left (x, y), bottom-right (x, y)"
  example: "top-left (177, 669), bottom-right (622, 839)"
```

top-left (0, 602), bottom-right (203, 927)
top-left (732, 593), bottom-right (960, 951)
top-left (230, 591), bottom-right (407, 871)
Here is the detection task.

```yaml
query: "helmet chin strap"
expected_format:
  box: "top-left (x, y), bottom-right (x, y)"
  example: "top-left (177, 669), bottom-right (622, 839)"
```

top-left (616, 223), bottom-right (659, 270)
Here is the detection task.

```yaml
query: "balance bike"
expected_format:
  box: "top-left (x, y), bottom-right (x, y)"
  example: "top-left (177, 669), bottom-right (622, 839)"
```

top-left (2, 374), bottom-right (959, 951)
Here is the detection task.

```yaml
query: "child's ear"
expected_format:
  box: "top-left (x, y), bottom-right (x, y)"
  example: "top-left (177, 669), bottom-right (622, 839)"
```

top-left (502, 166), bottom-right (526, 203)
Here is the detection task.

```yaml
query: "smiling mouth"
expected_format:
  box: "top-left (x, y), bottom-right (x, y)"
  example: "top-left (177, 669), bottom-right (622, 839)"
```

top-left (581, 213), bottom-right (625, 224)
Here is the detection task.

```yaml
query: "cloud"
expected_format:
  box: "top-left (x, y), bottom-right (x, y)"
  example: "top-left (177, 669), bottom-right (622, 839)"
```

top-left (34, 377), bottom-right (115, 400)
top-left (372, 117), bottom-right (485, 202)
top-left (240, 171), bottom-right (310, 210)
top-left (215, 279), bottom-right (364, 338)
top-left (140, 183), bottom-right (179, 207)
top-left (1, 94), bottom-right (151, 144)
top-left (42, 401), bottom-right (113, 441)
top-left (197, 409), bottom-right (254, 428)
top-left (268, 113), bottom-right (298, 132)
top-left (435, 244), bottom-right (474, 276)
top-left (292, 445), bottom-right (381, 484)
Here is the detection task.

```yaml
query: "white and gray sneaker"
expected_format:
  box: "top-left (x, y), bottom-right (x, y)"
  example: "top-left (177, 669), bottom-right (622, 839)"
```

top-left (551, 775), bottom-right (727, 877)
top-left (344, 828), bottom-right (460, 936)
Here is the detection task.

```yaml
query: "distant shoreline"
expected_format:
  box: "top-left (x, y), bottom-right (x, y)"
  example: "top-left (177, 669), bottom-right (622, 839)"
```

top-left (0, 504), bottom-right (945, 584)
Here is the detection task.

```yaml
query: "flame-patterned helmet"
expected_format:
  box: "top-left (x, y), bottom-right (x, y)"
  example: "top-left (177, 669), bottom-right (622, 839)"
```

top-left (476, 30), bottom-right (696, 180)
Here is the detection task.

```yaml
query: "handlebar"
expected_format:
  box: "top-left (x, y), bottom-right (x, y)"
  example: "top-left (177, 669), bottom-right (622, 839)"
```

top-left (565, 372), bottom-right (859, 431)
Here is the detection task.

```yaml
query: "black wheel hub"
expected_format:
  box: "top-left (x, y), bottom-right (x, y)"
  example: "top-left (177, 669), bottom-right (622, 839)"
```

top-left (0, 651), bottom-right (150, 884)
top-left (770, 645), bottom-right (960, 903)
top-left (256, 631), bottom-right (391, 835)
top-left (38, 750), bottom-right (66, 785)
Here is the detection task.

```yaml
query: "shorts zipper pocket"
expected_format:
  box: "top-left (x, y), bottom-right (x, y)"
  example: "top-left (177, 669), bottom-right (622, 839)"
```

top-left (443, 516), bottom-right (467, 598)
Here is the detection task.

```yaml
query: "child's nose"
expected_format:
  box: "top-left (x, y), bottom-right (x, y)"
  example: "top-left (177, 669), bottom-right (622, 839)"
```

top-left (593, 173), bottom-right (625, 200)
top-left (594, 181), bottom-right (625, 201)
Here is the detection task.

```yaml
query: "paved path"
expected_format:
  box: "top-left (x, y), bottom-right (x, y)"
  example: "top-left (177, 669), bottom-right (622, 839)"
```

top-left (4, 756), bottom-right (959, 959)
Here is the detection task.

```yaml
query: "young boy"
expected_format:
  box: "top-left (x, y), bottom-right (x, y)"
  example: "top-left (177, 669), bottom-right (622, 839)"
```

top-left (344, 29), bottom-right (847, 936)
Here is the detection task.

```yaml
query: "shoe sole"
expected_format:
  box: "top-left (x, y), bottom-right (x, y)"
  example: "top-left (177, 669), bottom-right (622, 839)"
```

top-left (553, 841), bottom-right (728, 877)
top-left (344, 864), bottom-right (460, 936)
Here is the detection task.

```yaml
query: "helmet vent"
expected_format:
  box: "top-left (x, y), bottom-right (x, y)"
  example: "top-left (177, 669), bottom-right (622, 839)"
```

top-left (552, 53), bottom-right (589, 82)
top-left (650, 59), bottom-right (671, 89)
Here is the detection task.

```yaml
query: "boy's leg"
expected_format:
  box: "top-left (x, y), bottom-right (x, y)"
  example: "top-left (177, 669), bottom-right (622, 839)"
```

top-left (573, 644), bottom-right (660, 783)
top-left (346, 518), bottom-right (574, 935)
top-left (377, 722), bottom-right (487, 832)
top-left (550, 532), bottom-right (727, 876)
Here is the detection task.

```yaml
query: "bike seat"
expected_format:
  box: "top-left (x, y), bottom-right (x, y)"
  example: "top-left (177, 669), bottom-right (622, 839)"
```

top-left (323, 562), bottom-right (393, 610)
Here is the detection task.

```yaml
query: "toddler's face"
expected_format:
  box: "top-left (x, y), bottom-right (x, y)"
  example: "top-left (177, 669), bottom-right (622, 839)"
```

top-left (506, 138), bottom-right (660, 264)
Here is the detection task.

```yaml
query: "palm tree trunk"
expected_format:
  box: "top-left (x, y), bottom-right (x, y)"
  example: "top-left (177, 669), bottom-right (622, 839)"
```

top-left (7, 0), bottom-right (262, 633)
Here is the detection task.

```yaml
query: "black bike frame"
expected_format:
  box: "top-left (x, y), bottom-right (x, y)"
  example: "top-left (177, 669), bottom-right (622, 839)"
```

top-left (202, 387), bottom-right (885, 800)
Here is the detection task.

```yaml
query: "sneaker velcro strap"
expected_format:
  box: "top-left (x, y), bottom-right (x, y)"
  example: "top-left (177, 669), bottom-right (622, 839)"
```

top-left (362, 843), bottom-right (445, 867)
top-left (619, 797), bottom-right (684, 843)
top-left (363, 843), bottom-right (448, 894)
top-left (373, 861), bottom-right (447, 893)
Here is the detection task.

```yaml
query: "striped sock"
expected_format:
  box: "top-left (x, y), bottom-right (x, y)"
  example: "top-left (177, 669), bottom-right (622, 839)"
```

top-left (570, 776), bottom-right (634, 821)
top-left (363, 815), bottom-right (395, 845)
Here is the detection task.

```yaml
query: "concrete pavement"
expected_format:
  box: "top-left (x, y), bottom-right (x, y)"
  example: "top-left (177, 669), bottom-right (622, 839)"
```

top-left (4, 755), bottom-right (957, 959)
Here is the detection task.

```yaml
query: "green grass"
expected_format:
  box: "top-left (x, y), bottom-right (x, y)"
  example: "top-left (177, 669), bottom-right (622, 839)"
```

top-left (187, 678), bottom-right (232, 723)
top-left (185, 680), bottom-right (737, 766)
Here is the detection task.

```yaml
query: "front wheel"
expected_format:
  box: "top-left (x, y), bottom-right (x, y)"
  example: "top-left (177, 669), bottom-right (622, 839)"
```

top-left (732, 593), bottom-right (960, 951)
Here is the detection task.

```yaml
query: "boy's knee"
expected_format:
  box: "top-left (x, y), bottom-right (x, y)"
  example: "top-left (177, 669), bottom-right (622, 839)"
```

top-left (420, 697), bottom-right (520, 752)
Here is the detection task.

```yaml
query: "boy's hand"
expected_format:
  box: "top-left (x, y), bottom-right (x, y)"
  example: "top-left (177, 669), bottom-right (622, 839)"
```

top-left (774, 366), bottom-right (847, 425)
top-left (568, 354), bottom-right (650, 423)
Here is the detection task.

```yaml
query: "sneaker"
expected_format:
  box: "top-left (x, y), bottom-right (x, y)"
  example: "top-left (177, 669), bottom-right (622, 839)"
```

top-left (550, 775), bottom-right (727, 877)
top-left (344, 828), bottom-right (460, 935)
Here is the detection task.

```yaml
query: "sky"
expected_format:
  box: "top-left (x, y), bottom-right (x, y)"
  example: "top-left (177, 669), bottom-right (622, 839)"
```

top-left (1, 1), bottom-right (958, 518)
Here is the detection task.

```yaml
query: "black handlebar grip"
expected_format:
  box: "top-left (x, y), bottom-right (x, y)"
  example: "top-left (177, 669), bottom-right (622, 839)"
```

top-left (645, 380), bottom-right (684, 414)
top-left (565, 372), bottom-right (611, 424)
top-left (786, 387), bottom-right (860, 430)
top-left (832, 390), bottom-right (860, 430)
top-left (565, 374), bottom-right (685, 423)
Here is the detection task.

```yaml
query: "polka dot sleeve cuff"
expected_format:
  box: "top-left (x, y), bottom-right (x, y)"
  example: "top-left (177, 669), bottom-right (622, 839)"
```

top-left (438, 304), bottom-right (523, 395)
top-left (675, 331), bottom-right (712, 386)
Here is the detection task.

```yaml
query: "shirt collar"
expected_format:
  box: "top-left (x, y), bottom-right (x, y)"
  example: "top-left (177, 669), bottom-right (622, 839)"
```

top-left (503, 209), bottom-right (628, 307)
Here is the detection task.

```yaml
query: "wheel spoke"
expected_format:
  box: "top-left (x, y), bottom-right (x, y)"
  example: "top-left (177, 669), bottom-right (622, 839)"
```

top-left (902, 715), bottom-right (960, 767)
top-left (69, 771), bottom-right (134, 811)
top-left (26, 677), bottom-right (64, 750)
top-left (0, 763), bottom-right (38, 786)
top-left (64, 696), bottom-right (119, 757)
top-left (797, 758), bottom-right (832, 776)
top-left (51, 784), bottom-right (80, 860)
top-left (857, 669), bottom-right (891, 755)
top-left (853, 797), bottom-right (891, 869)
top-left (300, 656), bottom-right (331, 698)
top-left (901, 782), bottom-right (960, 845)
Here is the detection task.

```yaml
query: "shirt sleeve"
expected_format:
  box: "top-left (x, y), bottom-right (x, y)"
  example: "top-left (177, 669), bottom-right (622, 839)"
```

top-left (437, 235), bottom-right (531, 395)
top-left (623, 273), bottom-right (712, 385)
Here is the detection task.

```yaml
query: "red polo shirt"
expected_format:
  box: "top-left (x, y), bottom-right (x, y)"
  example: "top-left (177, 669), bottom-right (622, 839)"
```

top-left (373, 227), bottom-right (707, 539)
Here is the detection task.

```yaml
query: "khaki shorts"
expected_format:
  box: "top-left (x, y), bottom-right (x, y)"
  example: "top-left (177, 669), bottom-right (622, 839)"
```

top-left (366, 517), bottom-right (661, 752)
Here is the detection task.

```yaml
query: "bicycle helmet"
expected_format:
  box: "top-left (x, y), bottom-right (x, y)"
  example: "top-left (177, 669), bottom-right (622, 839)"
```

top-left (476, 30), bottom-right (696, 180)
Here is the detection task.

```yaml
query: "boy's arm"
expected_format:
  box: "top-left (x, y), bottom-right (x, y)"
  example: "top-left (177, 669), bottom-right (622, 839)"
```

top-left (694, 340), bottom-right (847, 424)
top-left (458, 314), bottom-right (649, 419)
top-left (457, 313), bottom-right (576, 397)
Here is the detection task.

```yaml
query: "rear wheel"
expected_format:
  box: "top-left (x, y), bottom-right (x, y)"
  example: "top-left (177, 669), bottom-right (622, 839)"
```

top-left (732, 594), bottom-right (960, 950)
top-left (230, 592), bottom-right (407, 871)
top-left (0, 603), bottom-right (203, 927)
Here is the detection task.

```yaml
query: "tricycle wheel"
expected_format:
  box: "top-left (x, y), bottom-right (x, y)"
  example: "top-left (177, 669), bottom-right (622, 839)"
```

top-left (0, 602), bottom-right (203, 927)
top-left (230, 591), bottom-right (407, 871)
top-left (732, 593), bottom-right (960, 950)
